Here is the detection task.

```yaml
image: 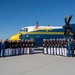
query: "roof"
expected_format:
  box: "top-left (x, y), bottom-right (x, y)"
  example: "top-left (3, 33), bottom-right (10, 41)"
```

top-left (21, 26), bottom-right (63, 32)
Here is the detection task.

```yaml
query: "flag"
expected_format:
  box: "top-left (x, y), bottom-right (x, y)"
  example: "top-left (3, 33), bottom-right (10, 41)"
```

top-left (35, 21), bottom-right (38, 28)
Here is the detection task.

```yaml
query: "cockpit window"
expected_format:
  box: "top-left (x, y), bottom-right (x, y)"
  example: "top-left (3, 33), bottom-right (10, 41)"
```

top-left (20, 28), bottom-right (28, 32)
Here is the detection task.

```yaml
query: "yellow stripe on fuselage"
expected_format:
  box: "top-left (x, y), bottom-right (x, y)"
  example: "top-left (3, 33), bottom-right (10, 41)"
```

top-left (34, 27), bottom-right (52, 30)
top-left (20, 32), bottom-right (73, 35)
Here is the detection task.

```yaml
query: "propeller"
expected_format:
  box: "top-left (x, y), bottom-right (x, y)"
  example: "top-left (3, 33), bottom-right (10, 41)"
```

top-left (63, 15), bottom-right (73, 36)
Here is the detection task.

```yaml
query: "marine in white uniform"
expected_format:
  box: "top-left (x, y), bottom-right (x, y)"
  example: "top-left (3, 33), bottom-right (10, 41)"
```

top-left (47, 39), bottom-right (50, 55)
top-left (9, 40), bottom-right (13, 56)
top-left (4, 39), bottom-right (9, 56)
top-left (57, 39), bottom-right (60, 55)
top-left (53, 39), bottom-right (57, 55)
top-left (63, 39), bottom-right (68, 56)
top-left (43, 39), bottom-right (47, 54)
top-left (50, 39), bottom-right (54, 55)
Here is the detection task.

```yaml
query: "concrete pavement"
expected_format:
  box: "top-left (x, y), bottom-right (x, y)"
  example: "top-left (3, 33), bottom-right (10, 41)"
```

top-left (0, 50), bottom-right (75, 75)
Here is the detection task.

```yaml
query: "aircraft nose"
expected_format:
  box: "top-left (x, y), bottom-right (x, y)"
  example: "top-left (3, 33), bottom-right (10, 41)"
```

top-left (10, 33), bottom-right (20, 41)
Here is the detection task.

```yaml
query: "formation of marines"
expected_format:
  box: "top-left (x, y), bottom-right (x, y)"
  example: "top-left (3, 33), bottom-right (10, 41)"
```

top-left (0, 38), bottom-right (75, 57)
top-left (0, 39), bottom-right (35, 57)
top-left (43, 39), bottom-right (68, 56)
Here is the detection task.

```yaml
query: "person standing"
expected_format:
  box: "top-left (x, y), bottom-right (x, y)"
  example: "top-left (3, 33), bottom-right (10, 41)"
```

top-left (67, 38), bottom-right (72, 57)
top-left (71, 39), bottom-right (75, 57)
top-left (50, 39), bottom-right (53, 55)
top-left (4, 39), bottom-right (9, 56)
top-left (0, 40), bottom-right (2, 57)
top-left (43, 39), bottom-right (47, 54)
top-left (53, 39), bottom-right (57, 55)
top-left (9, 40), bottom-right (13, 56)
top-left (1, 41), bottom-right (5, 57)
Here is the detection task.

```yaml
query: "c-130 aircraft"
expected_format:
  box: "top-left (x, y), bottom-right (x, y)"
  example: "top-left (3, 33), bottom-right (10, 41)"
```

top-left (10, 15), bottom-right (75, 46)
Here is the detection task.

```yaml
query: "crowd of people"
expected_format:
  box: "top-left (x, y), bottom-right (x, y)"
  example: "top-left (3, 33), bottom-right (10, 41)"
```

top-left (0, 39), bottom-right (35, 57)
top-left (0, 38), bottom-right (75, 57)
top-left (43, 38), bottom-right (75, 57)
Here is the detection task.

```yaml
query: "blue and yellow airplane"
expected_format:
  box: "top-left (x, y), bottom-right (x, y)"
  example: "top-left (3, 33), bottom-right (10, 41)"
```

top-left (10, 15), bottom-right (75, 46)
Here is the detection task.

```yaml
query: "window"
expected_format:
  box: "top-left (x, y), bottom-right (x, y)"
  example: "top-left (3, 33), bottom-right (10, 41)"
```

top-left (20, 28), bottom-right (28, 32)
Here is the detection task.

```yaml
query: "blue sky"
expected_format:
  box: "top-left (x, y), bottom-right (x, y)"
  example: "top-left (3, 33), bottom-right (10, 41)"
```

top-left (0, 0), bottom-right (75, 40)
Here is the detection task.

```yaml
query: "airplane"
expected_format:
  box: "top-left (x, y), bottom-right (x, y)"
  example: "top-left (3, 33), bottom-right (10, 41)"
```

top-left (10, 15), bottom-right (75, 47)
